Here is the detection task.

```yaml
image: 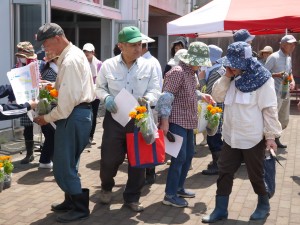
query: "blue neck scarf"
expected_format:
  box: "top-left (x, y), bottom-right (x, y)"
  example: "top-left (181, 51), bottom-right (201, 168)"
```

top-left (234, 58), bottom-right (271, 93)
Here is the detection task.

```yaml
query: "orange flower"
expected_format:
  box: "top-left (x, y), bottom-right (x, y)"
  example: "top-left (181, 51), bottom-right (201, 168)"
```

top-left (217, 108), bottom-right (223, 113)
top-left (136, 113), bottom-right (144, 120)
top-left (129, 111), bottom-right (137, 119)
top-left (207, 104), bottom-right (213, 111)
top-left (45, 84), bottom-right (53, 91)
top-left (210, 108), bottom-right (217, 115)
top-left (0, 162), bottom-right (3, 168)
top-left (50, 89), bottom-right (58, 98)
top-left (135, 106), bottom-right (147, 113)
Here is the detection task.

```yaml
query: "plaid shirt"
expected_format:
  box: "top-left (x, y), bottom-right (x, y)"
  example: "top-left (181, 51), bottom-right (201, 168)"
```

top-left (163, 61), bottom-right (198, 129)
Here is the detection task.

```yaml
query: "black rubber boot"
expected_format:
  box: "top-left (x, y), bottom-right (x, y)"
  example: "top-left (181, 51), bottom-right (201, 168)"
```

top-left (275, 138), bottom-right (287, 148)
top-left (56, 188), bottom-right (90, 223)
top-left (51, 193), bottom-right (74, 212)
top-left (20, 141), bottom-right (34, 164)
top-left (145, 167), bottom-right (156, 185)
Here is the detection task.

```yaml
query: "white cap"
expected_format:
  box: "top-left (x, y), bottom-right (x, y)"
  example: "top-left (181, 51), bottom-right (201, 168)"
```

top-left (82, 43), bottom-right (95, 52)
top-left (280, 35), bottom-right (297, 44)
top-left (141, 33), bottom-right (155, 44)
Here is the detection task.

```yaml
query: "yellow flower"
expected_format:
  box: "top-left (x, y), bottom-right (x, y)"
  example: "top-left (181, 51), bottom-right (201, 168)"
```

top-left (0, 163), bottom-right (3, 168)
top-left (207, 104), bottom-right (213, 111)
top-left (217, 108), bottom-right (223, 113)
top-left (210, 108), bottom-right (217, 115)
top-left (129, 111), bottom-right (137, 119)
top-left (136, 113), bottom-right (144, 120)
top-left (135, 106), bottom-right (147, 113)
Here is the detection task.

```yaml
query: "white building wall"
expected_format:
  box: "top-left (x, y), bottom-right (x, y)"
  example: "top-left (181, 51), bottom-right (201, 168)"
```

top-left (0, 1), bottom-right (14, 130)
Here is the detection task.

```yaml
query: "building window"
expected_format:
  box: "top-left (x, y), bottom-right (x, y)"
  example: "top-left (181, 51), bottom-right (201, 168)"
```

top-left (103, 0), bottom-right (119, 9)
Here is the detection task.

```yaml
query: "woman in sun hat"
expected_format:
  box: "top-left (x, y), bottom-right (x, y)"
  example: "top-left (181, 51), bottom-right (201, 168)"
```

top-left (202, 42), bottom-right (282, 223)
top-left (15, 41), bottom-right (45, 164)
top-left (156, 42), bottom-right (215, 208)
top-left (258, 46), bottom-right (273, 65)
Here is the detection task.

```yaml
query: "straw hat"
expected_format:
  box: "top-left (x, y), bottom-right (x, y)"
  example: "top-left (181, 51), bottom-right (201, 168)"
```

top-left (259, 46), bottom-right (273, 57)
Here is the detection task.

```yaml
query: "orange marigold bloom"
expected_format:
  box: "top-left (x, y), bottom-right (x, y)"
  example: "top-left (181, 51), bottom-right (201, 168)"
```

top-left (50, 89), bottom-right (58, 98)
top-left (0, 162), bottom-right (3, 168)
top-left (136, 114), bottom-right (144, 120)
top-left (135, 106), bottom-right (147, 113)
top-left (207, 104), bottom-right (213, 111)
top-left (129, 111), bottom-right (137, 119)
top-left (210, 108), bottom-right (217, 115)
top-left (45, 84), bottom-right (53, 91)
top-left (217, 108), bottom-right (223, 113)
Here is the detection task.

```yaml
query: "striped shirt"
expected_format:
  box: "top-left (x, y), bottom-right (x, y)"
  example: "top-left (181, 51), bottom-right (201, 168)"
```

top-left (163, 61), bottom-right (198, 129)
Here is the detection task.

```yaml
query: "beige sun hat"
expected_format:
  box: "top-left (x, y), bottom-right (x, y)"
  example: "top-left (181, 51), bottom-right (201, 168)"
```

top-left (259, 46), bottom-right (273, 57)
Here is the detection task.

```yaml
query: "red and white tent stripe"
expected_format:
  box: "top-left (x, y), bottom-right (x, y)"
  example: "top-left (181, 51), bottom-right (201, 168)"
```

top-left (167, 0), bottom-right (300, 38)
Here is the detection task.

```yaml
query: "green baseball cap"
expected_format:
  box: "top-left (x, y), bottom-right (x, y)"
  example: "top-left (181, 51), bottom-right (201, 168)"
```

top-left (118, 26), bottom-right (143, 43)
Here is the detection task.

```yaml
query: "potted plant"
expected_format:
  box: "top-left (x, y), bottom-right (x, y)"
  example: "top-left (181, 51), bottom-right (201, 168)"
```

top-left (0, 155), bottom-right (14, 190)
top-left (0, 166), bottom-right (4, 192)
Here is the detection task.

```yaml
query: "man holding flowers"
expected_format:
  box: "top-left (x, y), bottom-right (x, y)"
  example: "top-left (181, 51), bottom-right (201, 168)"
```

top-left (202, 42), bottom-right (282, 223)
top-left (34, 23), bottom-right (95, 223)
top-left (96, 26), bottom-right (160, 212)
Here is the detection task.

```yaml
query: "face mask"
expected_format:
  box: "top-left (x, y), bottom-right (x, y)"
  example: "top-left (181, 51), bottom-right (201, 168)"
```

top-left (18, 58), bottom-right (27, 64)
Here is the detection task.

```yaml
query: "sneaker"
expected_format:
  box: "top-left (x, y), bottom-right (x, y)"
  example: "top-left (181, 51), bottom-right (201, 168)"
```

top-left (99, 190), bottom-right (112, 204)
top-left (162, 195), bottom-right (188, 207)
top-left (39, 162), bottom-right (53, 169)
top-left (177, 189), bottom-right (195, 198)
top-left (166, 160), bottom-right (171, 165)
top-left (124, 202), bottom-right (144, 212)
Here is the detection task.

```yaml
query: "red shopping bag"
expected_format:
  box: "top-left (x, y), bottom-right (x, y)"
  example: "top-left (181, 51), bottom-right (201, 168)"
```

top-left (126, 129), bottom-right (165, 168)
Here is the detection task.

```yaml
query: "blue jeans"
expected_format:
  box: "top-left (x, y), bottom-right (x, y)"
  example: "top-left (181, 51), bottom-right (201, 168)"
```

top-left (165, 123), bottom-right (194, 196)
top-left (53, 107), bottom-right (92, 195)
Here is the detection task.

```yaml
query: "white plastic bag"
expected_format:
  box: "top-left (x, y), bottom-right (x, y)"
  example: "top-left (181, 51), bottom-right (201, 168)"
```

top-left (139, 102), bottom-right (159, 144)
top-left (197, 101), bottom-right (208, 133)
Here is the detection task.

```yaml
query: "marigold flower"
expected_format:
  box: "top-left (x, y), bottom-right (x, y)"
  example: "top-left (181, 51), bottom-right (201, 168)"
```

top-left (129, 111), bottom-right (137, 119)
top-left (0, 163), bottom-right (3, 168)
top-left (207, 104), bottom-right (213, 111)
top-left (136, 113), bottom-right (144, 120)
top-left (210, 108), bottom-right (217, 115)
top-left (135, 106), bottom-right (147, 113)
top-left (45, 84), bottom-right (53, 91)
top-left (50, 89), bottom-right (58, 98)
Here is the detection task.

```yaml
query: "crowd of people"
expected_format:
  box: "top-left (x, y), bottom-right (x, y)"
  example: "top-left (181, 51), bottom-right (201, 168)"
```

top-left (1, 23), bottom-right (298, 223)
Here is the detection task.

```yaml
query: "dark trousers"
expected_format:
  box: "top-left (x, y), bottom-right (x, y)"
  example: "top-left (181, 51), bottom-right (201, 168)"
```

top-left (23, 125), bottom-right (33, 141)
top-left (217, 140), bottom-right (267, 196)
top-left (90, 99), bottom-right (100, 139)
top-left (39, 124), bottom-right (55, 164)
top-left (207, 133), bottom-right (223, 153)
top-left (100, 111), bottom-right (145, 203)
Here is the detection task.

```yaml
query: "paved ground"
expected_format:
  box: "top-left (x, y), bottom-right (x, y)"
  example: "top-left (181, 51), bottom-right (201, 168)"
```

top-left (0, 103), bottom-right (300, 225)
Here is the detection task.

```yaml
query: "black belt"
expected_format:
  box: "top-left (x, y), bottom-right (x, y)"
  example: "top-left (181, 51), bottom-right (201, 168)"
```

top-left (75, 102), bottom-right (91, 109)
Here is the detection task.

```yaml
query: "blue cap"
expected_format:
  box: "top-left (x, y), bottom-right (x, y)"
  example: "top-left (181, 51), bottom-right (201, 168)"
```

top-left (233, 29), bottom-right (255, 42)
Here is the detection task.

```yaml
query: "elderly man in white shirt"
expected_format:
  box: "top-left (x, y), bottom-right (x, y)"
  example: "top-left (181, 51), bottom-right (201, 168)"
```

top-left (96, 26), bottom-right (160, 212)
top-left (34, 23), bottom-right (95, 223)
top-left (202, 42), bottom-right (282, 223)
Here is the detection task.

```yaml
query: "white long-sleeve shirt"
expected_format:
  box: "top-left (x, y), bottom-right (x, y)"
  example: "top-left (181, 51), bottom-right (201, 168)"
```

top-left (96, 54), bottom-right (161, 106)
top-left (44, 43), bottom-right (95, 122)
top-left (212, 76), bottom-right (282, 149)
